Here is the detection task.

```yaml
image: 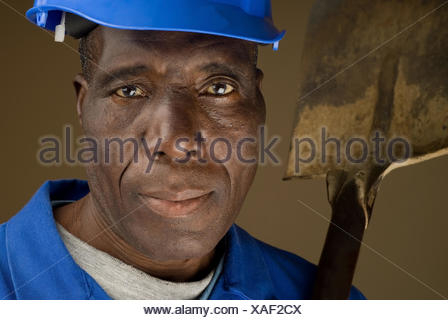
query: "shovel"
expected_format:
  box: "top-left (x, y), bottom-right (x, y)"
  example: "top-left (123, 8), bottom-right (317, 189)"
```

top-left (284, 0), bottom-right (448, 299)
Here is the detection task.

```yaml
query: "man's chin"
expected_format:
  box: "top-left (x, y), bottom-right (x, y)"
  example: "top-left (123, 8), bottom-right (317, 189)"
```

top-left (117, 221), bottom-right (224, 259)
top-left (134, 236), bottom-right (219, 262)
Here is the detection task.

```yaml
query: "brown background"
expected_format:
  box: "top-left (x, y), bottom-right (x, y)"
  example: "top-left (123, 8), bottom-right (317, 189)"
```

top-left (1, 1), bottom-right (447, 299)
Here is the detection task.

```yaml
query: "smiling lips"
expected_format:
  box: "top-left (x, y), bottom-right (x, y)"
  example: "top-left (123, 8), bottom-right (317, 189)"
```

top-left (138, 189), bottom-right (213, 218)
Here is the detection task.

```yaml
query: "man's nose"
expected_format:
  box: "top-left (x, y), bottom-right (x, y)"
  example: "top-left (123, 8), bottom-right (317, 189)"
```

top-left (141, 89), bottom-right (203, 161)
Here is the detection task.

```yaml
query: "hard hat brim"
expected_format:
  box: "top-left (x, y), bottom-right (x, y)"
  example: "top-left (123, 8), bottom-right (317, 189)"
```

top-left (26, 1), bottom-right (285, 45)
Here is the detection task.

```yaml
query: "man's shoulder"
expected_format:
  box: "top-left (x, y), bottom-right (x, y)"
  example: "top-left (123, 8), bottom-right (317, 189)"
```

top-left (0, 222), bottom-right (16, 299)
top-left (231, 225), bottom-right (366, 299)
top-left (231, 224), bottom-right (316, 298)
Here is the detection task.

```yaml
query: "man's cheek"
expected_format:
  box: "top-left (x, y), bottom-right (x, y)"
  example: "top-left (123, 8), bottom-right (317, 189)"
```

top-left (236, 138), bottom-right (259, 164)
top-left (207, 138), bottom-right (234, 164)
top-left (85, 164), bottom-right (122, 217)
top-left (82, 99), bottom-right (130, 134)
top-left (84, 145), bottom-right (129, 201)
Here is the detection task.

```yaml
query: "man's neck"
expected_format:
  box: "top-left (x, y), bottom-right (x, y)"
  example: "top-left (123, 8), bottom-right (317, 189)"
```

top-left (53, 194), bottom-right (217, 282)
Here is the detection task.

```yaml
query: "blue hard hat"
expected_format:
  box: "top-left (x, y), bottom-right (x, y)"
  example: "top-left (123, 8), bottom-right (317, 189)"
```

top-left (26, 0), bottom-right (285, 50)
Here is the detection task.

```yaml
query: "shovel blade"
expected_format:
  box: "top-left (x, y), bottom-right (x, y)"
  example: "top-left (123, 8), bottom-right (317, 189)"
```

top-left (285, 0), bottom-right (448, 180)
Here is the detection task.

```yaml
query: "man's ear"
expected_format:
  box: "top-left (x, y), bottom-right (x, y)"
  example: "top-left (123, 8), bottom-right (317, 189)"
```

top-left (73, 74), bottom-right (89, 127)
top-left (256, 68), bottom-right (264, 91)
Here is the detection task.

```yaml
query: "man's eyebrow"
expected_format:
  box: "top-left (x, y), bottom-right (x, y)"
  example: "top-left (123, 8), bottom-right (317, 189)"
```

top-left (199, 63), bottom-right (247, 80)
top-left (94, 65), bottom-right (150, 87)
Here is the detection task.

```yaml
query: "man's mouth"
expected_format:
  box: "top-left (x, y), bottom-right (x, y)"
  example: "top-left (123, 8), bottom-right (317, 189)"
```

top-left (137, 189), bottom-right (213, 218)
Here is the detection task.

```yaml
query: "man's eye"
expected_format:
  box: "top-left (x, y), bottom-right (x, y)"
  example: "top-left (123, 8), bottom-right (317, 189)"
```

top-left (206, 83), bottom-right (235, 96)
top-left (115, 86), bottom-right (145, 98)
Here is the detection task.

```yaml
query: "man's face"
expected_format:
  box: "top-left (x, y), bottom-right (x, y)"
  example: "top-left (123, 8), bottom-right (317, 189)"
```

top-left (75, 27), bottom-right (265, 261)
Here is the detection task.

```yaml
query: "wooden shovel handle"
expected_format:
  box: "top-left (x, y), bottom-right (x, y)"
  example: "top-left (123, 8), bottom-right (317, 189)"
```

top-left (311, 178), bottom-right (366, 299)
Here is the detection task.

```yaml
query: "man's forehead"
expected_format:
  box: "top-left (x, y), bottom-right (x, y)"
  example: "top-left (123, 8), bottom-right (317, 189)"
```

top-left (97, 27), bottom-right (255, 54)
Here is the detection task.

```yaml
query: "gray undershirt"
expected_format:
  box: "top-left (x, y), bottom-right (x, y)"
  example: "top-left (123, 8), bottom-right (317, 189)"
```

top-left (56, 223), bottom-right (221, 300)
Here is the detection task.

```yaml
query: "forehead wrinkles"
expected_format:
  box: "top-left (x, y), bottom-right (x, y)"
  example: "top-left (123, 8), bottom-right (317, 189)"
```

top-left (97, 28), bottom-right (255, 71)
top-left (121, 30), bottom-right (251, 49)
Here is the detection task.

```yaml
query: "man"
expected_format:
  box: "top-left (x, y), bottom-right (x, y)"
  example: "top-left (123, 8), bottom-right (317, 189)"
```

top-left (0, 0), bottom-right (364, 299)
